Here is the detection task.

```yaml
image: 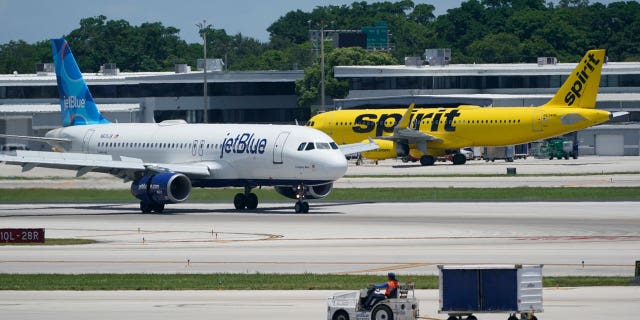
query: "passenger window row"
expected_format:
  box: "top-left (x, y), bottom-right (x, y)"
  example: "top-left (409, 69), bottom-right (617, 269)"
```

top-left (97, 142), bottom-right (221, 150)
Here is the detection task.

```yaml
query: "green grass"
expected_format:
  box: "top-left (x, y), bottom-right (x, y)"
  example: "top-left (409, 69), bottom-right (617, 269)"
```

top-left (0, 187), bottom-right (639, 203)
top-left (0, 274), bottom-right (634, 290)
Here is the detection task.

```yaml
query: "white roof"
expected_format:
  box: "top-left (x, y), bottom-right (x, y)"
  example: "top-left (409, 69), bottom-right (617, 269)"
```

top-left (335, 61), bottom-right (640, 77)
top-left (0, 103), bottom-right (140, 113)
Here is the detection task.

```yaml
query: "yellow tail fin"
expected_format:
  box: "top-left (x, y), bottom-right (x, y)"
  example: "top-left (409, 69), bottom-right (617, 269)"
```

top-left (543, 49), bottom-right (605, 109)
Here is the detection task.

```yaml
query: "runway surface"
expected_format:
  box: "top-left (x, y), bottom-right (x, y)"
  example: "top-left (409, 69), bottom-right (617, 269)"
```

top-left (1, 201), bottom-right (638, 276)
top-left (2, 156), bottom-right (640, 189)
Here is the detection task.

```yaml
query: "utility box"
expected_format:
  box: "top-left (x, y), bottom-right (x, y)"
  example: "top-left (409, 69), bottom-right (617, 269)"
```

top-left (438, 264), bottom-right (543, 320)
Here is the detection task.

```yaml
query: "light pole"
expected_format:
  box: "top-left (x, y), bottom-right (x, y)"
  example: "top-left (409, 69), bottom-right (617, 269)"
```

top-left (196, 20), bottom-right (211, 123)
top-left (320, 20), bottom-right (326, 112)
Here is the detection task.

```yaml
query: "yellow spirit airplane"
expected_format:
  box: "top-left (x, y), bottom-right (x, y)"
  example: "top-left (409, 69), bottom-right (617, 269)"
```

top-left (307, 49), bottom-right (627, 165)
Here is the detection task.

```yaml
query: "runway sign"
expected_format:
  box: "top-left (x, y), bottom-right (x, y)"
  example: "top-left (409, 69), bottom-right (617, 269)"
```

top-left (1, 228), bottom-right (45, 243)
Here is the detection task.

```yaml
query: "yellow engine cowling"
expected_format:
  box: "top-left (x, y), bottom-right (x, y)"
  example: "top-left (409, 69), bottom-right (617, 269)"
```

top-left (361, 139), bottom-right (398, 160)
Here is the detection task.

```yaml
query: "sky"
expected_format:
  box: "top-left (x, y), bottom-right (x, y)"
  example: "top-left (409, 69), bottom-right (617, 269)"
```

top-left (0, 0), bottom-right (620, 45)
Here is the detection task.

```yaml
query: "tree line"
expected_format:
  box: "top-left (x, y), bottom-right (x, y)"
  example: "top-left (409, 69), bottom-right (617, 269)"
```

top-left (1, 0), bottom-right (638, 106)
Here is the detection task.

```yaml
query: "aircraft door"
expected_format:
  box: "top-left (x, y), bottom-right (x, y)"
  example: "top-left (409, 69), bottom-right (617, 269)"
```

top-left (191, 139), bottom-right (204, 160)
top-left (82, 129), bottom-right (95, 153)
top-left (273, 131), bottom-right (290, 164)
top-left (532, 110), bottom-right (544, 132)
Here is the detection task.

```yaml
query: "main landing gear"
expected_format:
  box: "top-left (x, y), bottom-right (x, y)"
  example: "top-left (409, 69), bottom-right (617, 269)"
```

top-left (140, 201), bottom-right (165, 213)
top-left (418, 153), bottom-right (466, 166)
top-left (420, 155), bottom-right (436, 166)
top-left (294, 184), bottom-right (309, 213)
top-left (234, 185), bottom-right (259, 210)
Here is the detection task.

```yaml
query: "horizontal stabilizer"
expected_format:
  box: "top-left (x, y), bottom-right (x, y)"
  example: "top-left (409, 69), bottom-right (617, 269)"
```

top-left (611, 111), bottom-right (629, 119)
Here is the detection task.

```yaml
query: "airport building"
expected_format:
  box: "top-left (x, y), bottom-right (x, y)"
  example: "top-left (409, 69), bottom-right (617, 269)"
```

top-left (0, 68), bottom-right (304, 150)
top-left (1, 59), bottom-right (640, 155)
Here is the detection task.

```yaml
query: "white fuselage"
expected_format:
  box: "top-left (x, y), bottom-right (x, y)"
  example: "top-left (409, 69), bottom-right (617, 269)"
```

top-left (45, 121), bottom-right (348, 187)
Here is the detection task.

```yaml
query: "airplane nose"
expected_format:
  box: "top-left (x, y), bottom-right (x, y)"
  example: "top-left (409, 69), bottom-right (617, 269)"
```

top-left (324, 152), bottom-right (348, 180)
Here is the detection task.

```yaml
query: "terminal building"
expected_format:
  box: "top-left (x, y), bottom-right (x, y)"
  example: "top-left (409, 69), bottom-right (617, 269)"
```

top-left (1, 58), bottom-right (639, 155)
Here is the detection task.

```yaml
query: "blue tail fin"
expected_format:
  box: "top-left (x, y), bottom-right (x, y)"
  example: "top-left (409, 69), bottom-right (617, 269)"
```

top-left (51, 38), bottom-right (110, 127)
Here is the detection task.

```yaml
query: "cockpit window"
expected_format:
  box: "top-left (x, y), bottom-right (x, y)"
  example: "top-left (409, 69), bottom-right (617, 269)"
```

top-left (316, 142), bottom-right (331, 149)
top-left (297, 142), bottom-right (306, 151)
top-left (305, 142), bottom-right (315, 150)
top-left (330, 142), bottom-right (339, 150)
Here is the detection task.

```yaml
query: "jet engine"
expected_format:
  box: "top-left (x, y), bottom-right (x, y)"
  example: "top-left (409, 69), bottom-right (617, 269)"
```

top-left (361, 139), bottom-right (401, 160)
top-left (131, 172), bottom-right (192, 204)
top-left (274, 183), bottom-right (333, 200)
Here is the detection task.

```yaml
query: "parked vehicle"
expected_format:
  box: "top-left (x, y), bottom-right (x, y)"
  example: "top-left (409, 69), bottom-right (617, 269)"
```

top-left (327, 282), bottom-right (419, 320)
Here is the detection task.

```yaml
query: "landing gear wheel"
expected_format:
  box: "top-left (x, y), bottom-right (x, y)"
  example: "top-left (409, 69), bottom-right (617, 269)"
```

top-left (233, 193), bottom-right (246, 210)
top-left (508, 315), bottom-right (518, 320)
top-left (465, 315), bottom-right (477, 320)
top-left (152, 203), bottom-right (165, 213)
top-left (420, 155), bottom-right (435, 166)
top-left (140, 201), bottom-right (152, 213)
top-left (246, 193), bottom-right (258, 210)
top-left (332, 310), bottom-right (350, 320)
top-left (294, 201), bottom-right (309, 213)
top-left (371, 304), bottom-right (393, 320)
top-left (452, 153), bottom-right (467, 165)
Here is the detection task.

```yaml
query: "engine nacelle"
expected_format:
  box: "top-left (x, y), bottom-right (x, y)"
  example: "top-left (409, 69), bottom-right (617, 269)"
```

top-left (274, 183), bottom-right (333, 200)
top-left (131, 172), bottom-right (192, 204)
top-left (361, 139), bottom-right (400, 160)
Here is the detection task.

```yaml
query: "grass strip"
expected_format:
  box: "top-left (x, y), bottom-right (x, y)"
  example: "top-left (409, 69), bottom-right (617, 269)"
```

top-left (0, 187), bottom-right (639, 203)
top-left (0, 274), bottom-right (634, 290)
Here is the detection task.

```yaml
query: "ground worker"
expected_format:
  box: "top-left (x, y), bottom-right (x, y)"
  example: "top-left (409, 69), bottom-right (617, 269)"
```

top-left (364, 272), bottom-right (399, 309)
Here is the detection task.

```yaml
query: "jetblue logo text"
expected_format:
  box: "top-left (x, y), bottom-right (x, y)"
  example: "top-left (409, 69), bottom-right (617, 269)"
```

top-left (220, 133), bottom-right (268, 159)
top-left (352, 109), bottom-right (461, 136)
top-left (564, 52), bottom-right (601, 106)
top-left (63, 95), bottom-right (86, 109)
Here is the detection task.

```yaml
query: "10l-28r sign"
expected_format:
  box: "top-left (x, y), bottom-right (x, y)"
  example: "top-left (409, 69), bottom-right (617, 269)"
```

top-left (1, 228), bottom-right (45, 243)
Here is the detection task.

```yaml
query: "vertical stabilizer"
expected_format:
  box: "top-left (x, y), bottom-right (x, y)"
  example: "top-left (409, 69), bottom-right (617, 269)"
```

top-left (543, 49), bottom-right (605, 109)
top-left (51, 38), bottom-right (110, 126)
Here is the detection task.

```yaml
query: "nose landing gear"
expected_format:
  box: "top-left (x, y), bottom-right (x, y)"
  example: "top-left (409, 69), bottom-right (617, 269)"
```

top-left (294, 184), bottom-right (309, 213)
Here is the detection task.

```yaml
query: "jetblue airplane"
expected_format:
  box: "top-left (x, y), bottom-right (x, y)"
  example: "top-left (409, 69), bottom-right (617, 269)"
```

top-left (0, 38), bottom-right (370, 213)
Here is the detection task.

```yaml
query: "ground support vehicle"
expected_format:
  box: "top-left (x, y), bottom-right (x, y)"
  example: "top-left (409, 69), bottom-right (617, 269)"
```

top-left (541, 138), bottom-right (577, 159)
top-left (483, 146), bottom-right (515, 162)
top-left (439, 265), bottom-right (543, 320)
top-left (327, 282), bottom-right (419, 320)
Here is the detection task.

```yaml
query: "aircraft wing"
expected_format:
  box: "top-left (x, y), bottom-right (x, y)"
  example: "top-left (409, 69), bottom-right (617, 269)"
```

top-left (0, 134), bottom-right (70, 145)
top-left (0, 150), bottom-right (212, 179)
top-left (377, 128), bottom-right (442, 144)
top-left (338, 138), bottom-right (379, 156)
top-left (381, 103), bottom-right (443, 144)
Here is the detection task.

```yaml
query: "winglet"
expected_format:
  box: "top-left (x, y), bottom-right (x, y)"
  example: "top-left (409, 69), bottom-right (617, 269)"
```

top-left (51, 38), bottom-right (110, 126)
top-left (396, 103), bottom-right (416, 129)
top-left (543, 49), bottom-right (605, 109)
